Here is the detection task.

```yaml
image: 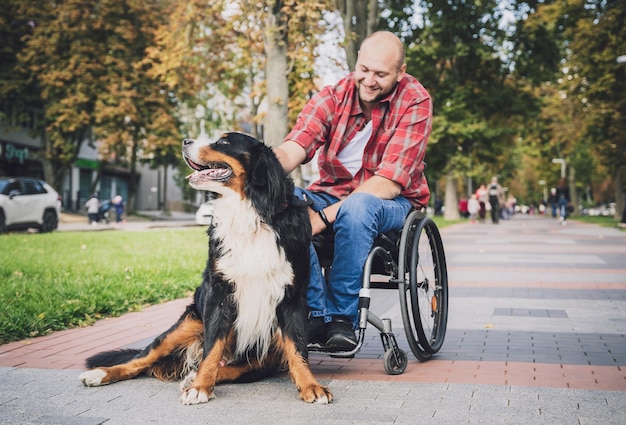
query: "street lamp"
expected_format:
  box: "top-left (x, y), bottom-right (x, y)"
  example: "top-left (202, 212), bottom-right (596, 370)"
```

top-left (552, 158), bottom-right (566, 178)
top-left (617, 55), bottom-right (626, 64)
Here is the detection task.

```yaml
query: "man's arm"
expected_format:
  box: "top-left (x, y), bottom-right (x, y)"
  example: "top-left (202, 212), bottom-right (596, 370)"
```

top-left (353, 175), bottom-right (402, 200)
top-left (310, 176), bottom-right (401, 235)
top-left (273, 141), bottom-right (307, 174)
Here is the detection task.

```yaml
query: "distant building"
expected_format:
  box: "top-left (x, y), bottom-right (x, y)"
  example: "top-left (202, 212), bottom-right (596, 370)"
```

top-left (0, 124), bottom-right (183, 212)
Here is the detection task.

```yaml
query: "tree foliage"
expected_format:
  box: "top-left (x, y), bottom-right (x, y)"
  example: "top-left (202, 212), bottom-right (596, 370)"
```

top-left (1, 0), bottom-right (180, 212)
top-left (2, 0), bottom-right (623, 216)
top-left (511, 0), bottom-right (625, 215)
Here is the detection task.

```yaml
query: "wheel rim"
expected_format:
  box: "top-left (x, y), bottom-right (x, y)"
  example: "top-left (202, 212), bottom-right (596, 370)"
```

top-left (409, 219), bottom-right (448, 354)
top-left (398, 211), bottom-right (432, 361)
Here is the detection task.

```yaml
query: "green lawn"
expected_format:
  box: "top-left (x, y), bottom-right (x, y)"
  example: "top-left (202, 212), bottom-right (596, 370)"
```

top-left (0, 217), bottom-right (462, 345)
top-left (1, 228), bottom-right (207, 344)
top-left (571, 214), bottom-right (624, 229)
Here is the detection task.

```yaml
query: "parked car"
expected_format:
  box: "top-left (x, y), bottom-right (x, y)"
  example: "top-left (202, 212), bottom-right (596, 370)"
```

top-left (0, 177), bottom-right (62, 233)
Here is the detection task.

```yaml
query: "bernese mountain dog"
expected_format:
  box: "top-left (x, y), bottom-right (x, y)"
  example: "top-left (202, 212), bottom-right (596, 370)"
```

top-left (79, 132), bottom-right (332, 405)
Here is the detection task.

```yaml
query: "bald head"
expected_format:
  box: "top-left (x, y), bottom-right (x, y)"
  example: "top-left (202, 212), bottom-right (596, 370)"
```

top-left (359, 31), bottom-right (405, 71)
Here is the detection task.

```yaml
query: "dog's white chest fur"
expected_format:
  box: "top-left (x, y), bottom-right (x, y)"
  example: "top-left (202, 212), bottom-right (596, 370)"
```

top-left (212, 197), bottom-right (293, 358)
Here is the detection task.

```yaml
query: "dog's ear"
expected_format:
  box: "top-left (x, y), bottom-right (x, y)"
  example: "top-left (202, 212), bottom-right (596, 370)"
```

top-left (246, 144), bottom-right (292, 223)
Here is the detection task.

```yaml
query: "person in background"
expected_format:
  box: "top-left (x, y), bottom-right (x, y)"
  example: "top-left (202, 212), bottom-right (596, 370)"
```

top-left (487, 177), bottom-right (505, 224)
top-left (547, 187), bottom-right (558, 218)
top-left (467, 194), bottom-right (480, 224)
top-left (458, 196), bottom-right (469, 218)
top-left (273, 31), bottom-right (432, 351)
top-left (434, 197), bottom-right (443, 216)
top-left (505, 193), bottom-right (517, 219)
top-left (85, 194), bottom-right (100, 225)
top-left (619, 203), bottom-right (626, 228)
top-left (556, 178), bottom-right (570, 225)
top-left (475, 184), bottom-right (488, 222)
top-left (112, 195), bottom-right (124, 224)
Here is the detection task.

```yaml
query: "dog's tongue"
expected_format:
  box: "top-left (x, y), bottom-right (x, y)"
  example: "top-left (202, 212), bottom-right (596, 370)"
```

top-left (187, 168), bottom-right (231, 183)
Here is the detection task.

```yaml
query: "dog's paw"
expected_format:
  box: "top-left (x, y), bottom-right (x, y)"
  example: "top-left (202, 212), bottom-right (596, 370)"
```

top-left (179, 371), bottom-right (197, 392)
top-left (79, 369), bottom-right (108, 387)
top-left (180, 387), bottom-right (215, 405)
top-left (300, 384), bottom-right (333, 404)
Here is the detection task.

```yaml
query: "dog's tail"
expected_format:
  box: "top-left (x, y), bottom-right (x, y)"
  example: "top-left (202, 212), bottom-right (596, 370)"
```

top-left (85, 349), bottom-right (141, 369)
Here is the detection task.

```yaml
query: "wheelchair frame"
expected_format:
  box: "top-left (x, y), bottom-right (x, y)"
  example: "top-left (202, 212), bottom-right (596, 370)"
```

top-left (309, 209), bottom-right (449, 375)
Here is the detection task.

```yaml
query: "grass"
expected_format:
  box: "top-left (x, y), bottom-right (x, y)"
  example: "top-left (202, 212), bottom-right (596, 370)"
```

top-left (571, 214), bottom-right (624, 229)
top-left (1, 228), bottom-right (207, 344)
top-left (0, 216), bottom-right (463, 345)
top-left (430, 215), bottom-right (463, 228)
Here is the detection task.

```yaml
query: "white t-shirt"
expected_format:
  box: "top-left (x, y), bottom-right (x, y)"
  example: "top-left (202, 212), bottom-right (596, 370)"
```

top-left (337, 121), bottom-right (372, 176)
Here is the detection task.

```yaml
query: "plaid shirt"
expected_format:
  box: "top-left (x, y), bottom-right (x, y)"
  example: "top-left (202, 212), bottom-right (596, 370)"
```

top-left (285, 72), bottom-right (432, 208)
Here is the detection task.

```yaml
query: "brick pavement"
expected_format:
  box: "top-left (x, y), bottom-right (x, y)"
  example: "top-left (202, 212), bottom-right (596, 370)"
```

top-left (1, 214), bottom-right (625, 424)
top-left (2, 215), bottom-right (625, 389)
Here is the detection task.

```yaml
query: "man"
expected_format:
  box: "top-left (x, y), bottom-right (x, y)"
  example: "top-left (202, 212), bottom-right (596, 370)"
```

top-left (273, 31), bottom-right (432, 351)
top-left (487, 176), bottom-right (505, 224)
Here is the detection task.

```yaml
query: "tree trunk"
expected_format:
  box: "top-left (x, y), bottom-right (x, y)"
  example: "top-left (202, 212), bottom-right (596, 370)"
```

top-left (162, 165), bottom-right (169, 213)
top-left (614, 139), bottom-right (625, 221)
top-left (128, 136), bottom-right (139, 214)
top-left (263, 11), bottom-right (289, 147)
top-left (614, 164), bottom-right (624, 221)
top-left (444, 173), bottom-right (460, 220)
top-left (335, 0), bottom-right (379, 71)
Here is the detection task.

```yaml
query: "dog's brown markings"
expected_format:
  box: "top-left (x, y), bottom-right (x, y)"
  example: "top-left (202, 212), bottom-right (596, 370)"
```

top-left (215, 358), bottom-right (267, 381)
top-left (280, 337), bottom-right (333, 403)
top-left (201, 332), bottom-right (332, 403)
top-left (184, 336), bottom-right (228, 400)
top-left (94, 316), bottom-right (203, 384)
top-left (198, 148), bottom-right (247, 198)
top-left (212, 331), bottom-right (281, 382)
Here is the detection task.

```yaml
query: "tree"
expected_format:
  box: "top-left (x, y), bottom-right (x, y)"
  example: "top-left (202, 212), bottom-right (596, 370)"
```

top-left (0, 0), bottom-right (37, 124)
top-left (334, 0), bottom-right (380, 70)
top-left (92, 0), bottom-right (182, 213)
top-left (401, 1), bottom-right (520, 217)
top-left (6, 0), bottom-right (114, 189)
top-left (515, 0), bottom-right (625, 215)
top-left (2, 0), bottom-right (181, 213)
top-left (562, 0), bottom-right (626, 218)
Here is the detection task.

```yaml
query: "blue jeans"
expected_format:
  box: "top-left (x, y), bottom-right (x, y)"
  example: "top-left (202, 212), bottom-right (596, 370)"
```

top-left (559, 198), bottom-right (568, 219)
top-left (294, 188), bottom-right (412, 327)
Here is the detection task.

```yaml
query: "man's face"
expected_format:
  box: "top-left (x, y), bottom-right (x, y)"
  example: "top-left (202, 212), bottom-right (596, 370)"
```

top-left (353, 48), bottom-right (405, 104)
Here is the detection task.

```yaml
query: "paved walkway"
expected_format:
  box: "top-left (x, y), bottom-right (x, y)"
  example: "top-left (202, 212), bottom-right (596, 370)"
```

top-left (1, 214), bottom-right (625, 424)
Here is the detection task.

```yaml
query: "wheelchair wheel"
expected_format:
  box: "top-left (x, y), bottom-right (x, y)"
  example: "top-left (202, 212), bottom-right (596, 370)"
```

top-left (398, 211), bottom-right (449, 359)
top-left (383, 348), bottom-right (408, 375)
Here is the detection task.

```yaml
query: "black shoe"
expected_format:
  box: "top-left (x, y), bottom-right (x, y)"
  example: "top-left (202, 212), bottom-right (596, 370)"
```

top-left (307, 316), bottom-right (327, 349)
top-left (325, 317), bottom-right (357, 351)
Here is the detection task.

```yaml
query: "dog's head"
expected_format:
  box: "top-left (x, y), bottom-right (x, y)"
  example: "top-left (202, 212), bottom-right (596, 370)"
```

top-left (183, 132), bottom-right (293, 223)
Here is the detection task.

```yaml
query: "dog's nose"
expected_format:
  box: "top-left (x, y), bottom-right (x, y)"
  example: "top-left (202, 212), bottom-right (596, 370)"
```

top-left (183, 138), bottom-right (194, 146)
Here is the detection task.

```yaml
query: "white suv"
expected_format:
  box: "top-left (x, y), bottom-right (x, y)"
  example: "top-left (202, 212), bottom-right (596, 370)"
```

top-left (0, 177), bottom-right (62, 233)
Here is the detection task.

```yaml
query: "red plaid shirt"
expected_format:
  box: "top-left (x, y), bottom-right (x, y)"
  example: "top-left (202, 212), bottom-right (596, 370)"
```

top-left (285, 72), bottom-right (432, 208)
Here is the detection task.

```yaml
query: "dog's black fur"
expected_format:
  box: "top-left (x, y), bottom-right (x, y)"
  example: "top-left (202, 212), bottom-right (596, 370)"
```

top-left (79, 132), bottom-right (332, 404)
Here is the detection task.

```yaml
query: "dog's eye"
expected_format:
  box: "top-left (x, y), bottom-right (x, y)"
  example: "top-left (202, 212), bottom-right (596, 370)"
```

top-left (216, 138), bottom-right (229, 145)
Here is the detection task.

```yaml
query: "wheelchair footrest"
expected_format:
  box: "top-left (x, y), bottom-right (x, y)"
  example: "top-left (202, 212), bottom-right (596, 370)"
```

top-left (307, 344), bottom-right (357, 358)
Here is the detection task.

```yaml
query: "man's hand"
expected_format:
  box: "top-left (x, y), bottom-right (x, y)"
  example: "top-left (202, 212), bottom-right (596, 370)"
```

top-left (309, 208), bottom-right (327, 236)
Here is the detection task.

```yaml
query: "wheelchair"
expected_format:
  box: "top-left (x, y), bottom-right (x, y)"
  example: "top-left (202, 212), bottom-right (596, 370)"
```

top-left (310, 209), bottom-right (449, 375)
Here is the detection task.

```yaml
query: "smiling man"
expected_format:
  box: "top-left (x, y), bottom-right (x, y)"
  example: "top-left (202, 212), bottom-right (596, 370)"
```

top-left (273, 31), bottom-right (433, 351)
